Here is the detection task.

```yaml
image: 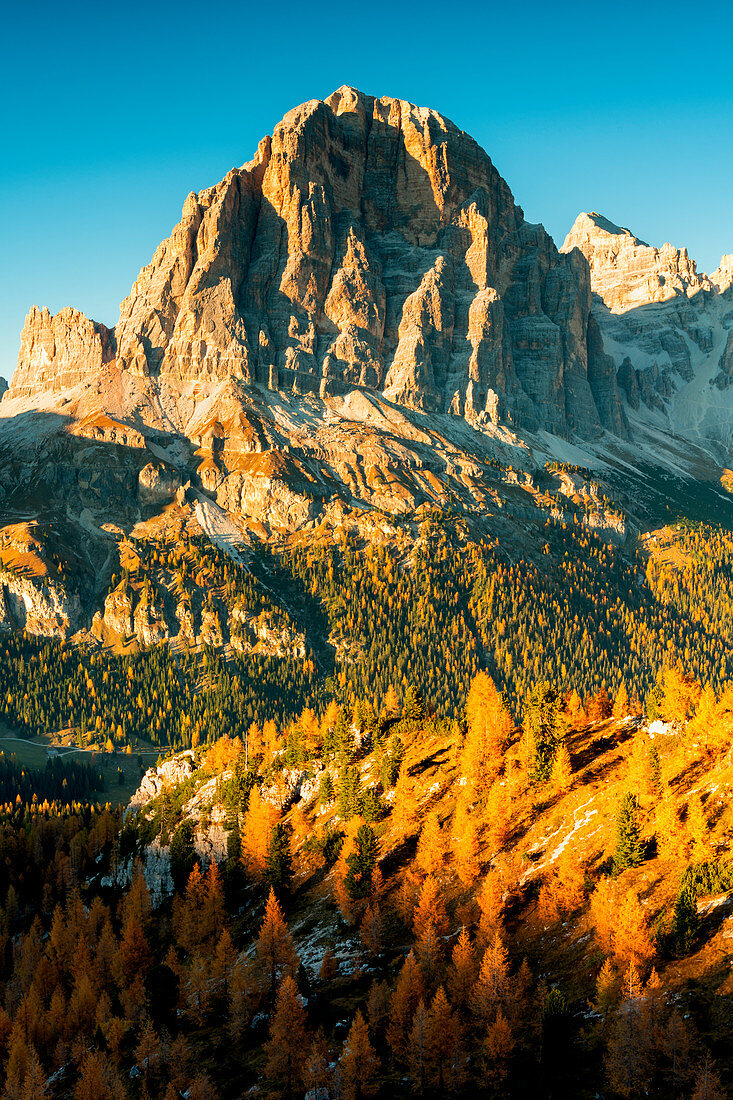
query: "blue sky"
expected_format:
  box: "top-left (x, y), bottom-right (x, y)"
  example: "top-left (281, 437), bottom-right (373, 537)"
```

top-left (2, 0), bottom-right (732, 380)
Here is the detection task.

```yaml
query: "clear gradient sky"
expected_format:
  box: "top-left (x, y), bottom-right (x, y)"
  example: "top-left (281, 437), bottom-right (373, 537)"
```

top-left (2, 0), bottom-right (732, 380)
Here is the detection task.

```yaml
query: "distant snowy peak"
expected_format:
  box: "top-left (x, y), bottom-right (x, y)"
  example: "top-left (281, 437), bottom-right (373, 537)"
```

top-left (562, 212), bottom-right (733, 452)
top-left (561, 211), bottom-right (710, 314)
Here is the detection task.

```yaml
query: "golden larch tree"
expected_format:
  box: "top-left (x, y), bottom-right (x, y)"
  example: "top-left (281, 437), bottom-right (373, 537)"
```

top-left (407, 999), bottom-right (429, 1094)
top-left (590, 877), bottom-right (618, 956)
top-left (416, 812), bottom-right (445, 878)
top-left (383, 685), bottom-right (400, 717)
top-left (452, 794), bottom-right (481, 887)
top-left (477, 871), bottom-right (505, 947)
top-left (591, 958), bottom-right (620, 1018)
top-left (341, 1010), bottom-right (379, 1100)
top-left (483, 780), bottom-right (510, 850)
top-left (661, 665), bottom-right (700, 726)
top-left (387, 951), bottom-right (426, 1060)
top-left (242, 787), bottom-right (280, 880)
top-left (360, 904), bottom-right (383, 957)
top-left (613, 683), bottom-right (630, 720)
top-left (461, 673), bottom-right (512, 804)
top-left (612, 888), bottom-right (655, 975)
top-left (448, 927), bottom-right (477, 1009)
top-left (551, 740), bottom-right (573, 793)
top-left (483, 1009), bottom-right (514, 1080)
top-left (471, 932), bottom-right (511, 1022)
top-left (303, 1029), bottom-right (333, 1099)
top-left (392, 763), bottom-right (417, 838)
top-left (256, 888), bottom-right (299, 1003)
top-left (426, 986), bottom-right (461, 1091)
top-left (264, 974), bottom-right (308, 1098)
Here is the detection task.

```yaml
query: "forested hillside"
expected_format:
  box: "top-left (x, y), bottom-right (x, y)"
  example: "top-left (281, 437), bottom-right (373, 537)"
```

top-left (2, 663), bottom-right (733, 1098)
top-left (1, 515), bottom-right (732, 759)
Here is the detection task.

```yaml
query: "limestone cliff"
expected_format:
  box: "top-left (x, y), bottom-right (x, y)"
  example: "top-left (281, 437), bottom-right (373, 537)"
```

top-left (561, 212), bottom-right (710, 313)
top-left (11, 88), bottom-right (624, 441)
top-left (562, 212), bottom-right (733, 448)
top-left (9, 306), bottom-right (115, 400)
top-left (0, 570), bottom-right (80, 638)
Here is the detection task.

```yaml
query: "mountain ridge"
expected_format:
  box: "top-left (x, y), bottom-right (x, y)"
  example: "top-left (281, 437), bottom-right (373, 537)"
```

top-left (0, 88), bottom-right (732, 653)
top-left (6, 86), bottom-right (623, 441)
top-left (562, 210), bottom-right (733, 455)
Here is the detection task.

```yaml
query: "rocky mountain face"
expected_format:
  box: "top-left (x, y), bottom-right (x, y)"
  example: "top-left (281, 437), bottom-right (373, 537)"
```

top-left (8, 87), bottom-right (622, 440)
top-left (12, 306), bottom-right (115, 400)
top-left (1, 89), bottom-right (732, 644)
top-left (562, 212), bottom-right (713, 313)
top-left (562, 213), bottom-right (733, 450)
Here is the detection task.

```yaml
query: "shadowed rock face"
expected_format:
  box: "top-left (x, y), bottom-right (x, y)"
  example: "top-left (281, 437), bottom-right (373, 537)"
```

top-left (10, 87), bottom-right (624, 440)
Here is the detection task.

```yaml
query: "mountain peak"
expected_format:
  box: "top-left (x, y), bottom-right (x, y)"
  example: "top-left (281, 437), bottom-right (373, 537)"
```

top-left (563, 209), bottom-right (647, 246)
top-left (561, 211), bottom-right (706, 313)
top-left (711, 253), bottom-right (733, 293)
top-left (8, 91), bottom-right (624, 444)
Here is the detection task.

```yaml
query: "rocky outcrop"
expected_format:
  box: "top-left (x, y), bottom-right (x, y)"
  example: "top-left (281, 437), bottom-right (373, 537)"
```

top-left (103, 586), bottom-right (134, 636)
top-left (138, 463), bottom-right (181, 506)
top-left (214, 451), bottom-right (317, 528)
top-left (229, 600), bottom-right (306, 658)
top-left (561, 213), bottom-right (710, 313)
top-left (8, 306), bottom-right (115, 400)
top-left (95, 572), bottom-right (304, 656)
top-left (0, 570), bottom-right (81, 638)
top-left (200, 605), bottom-right (224, 647)
top-left (133, 592), bottom-right (169, 646)
top-left (563, 212), bottom-right (733, 444)
top-left (128, 751), bottom-right (196, 809)
top-left (107, 87), bottom-right (622, 440)
top-left (260, 765), bottom-right (322, 810)
top-left (711, 256), bottom-right (733, 294)
top-left (715, 331), bottom-right (733, 390)
top-left (176, 599), bottom-right (195, 642)
top-left (0, 88), bottom-right (640, 565)
top-left (108, 840), bottom-right (174, 904)
top-left (587, 315), bottom-right (628, 436)
top-left (561, 213), bottom-right (716, 392)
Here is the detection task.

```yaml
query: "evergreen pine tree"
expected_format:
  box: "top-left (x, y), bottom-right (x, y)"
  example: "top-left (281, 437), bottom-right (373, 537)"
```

top-left (344, 823), bottom-right (379, 900)
top-left (614, 793), bottom-right (644, 873)
top-left (333, 707), bottom-right (354, 761)
top-left (338, 766), bottom-right (360, 820)
top-left (170, 820), bottom-right (196, 891)
top-left (318, 771), bottom-right (334, 807)
top-left (524, 681), bottom-right (561, 783)
top-left (266, 823), bottom-right (292, 891)
top-left (402, 685), bottom-right (426, 725)
top-left (671, 884), bottom-right (699, 953)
